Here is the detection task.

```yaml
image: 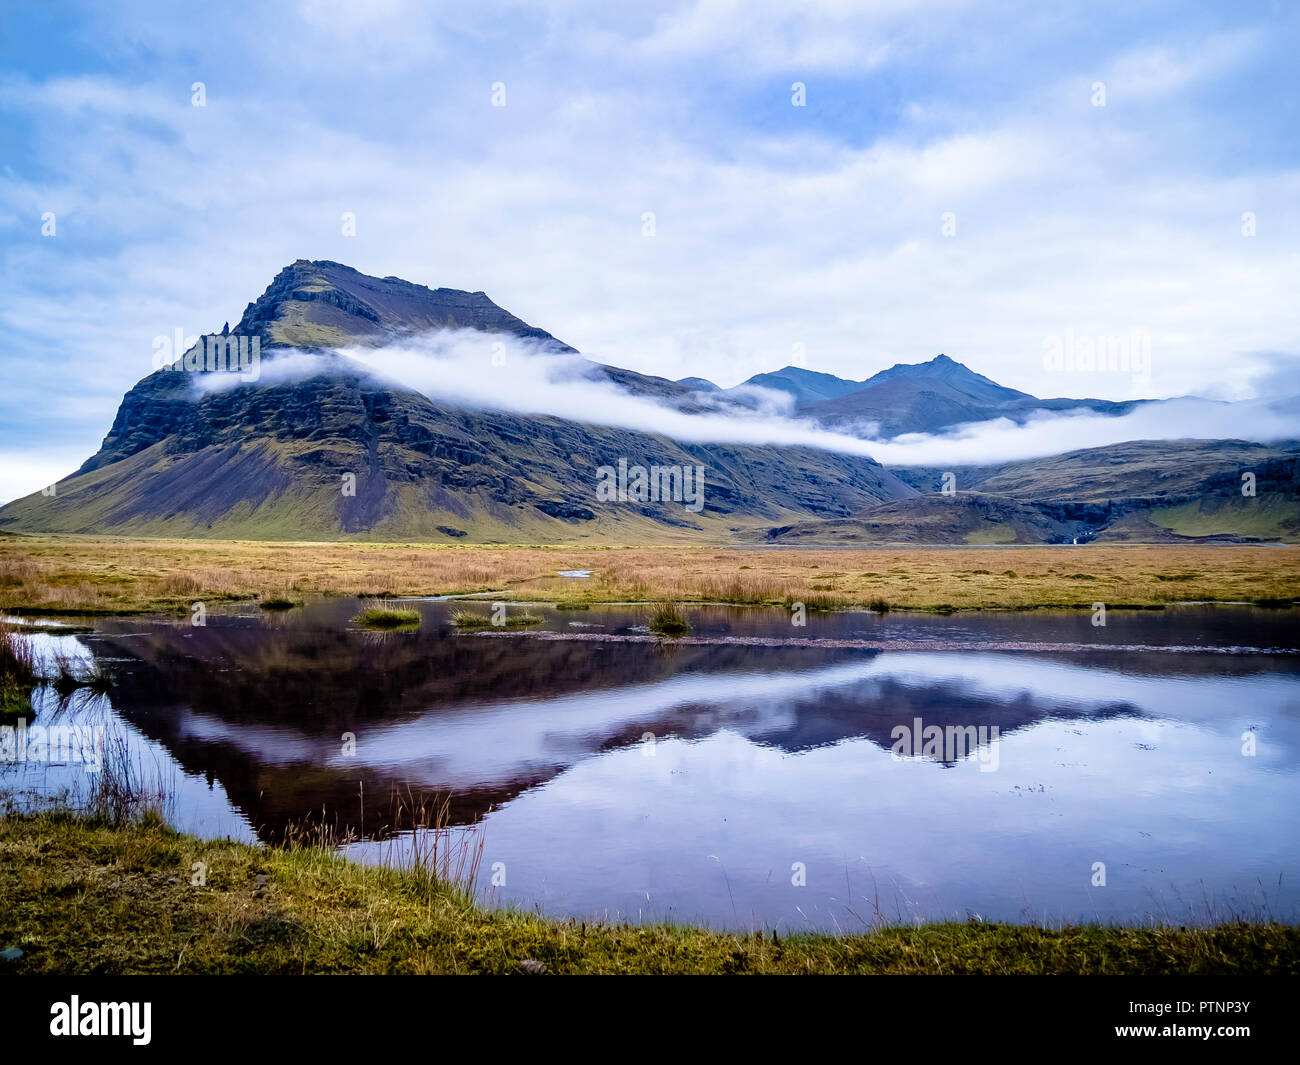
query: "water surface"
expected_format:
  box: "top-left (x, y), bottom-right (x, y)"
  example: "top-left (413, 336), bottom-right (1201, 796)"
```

top-left (5, 600), bottom-right (1297, 930)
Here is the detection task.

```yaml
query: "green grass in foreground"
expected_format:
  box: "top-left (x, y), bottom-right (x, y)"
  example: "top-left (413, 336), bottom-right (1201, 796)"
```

top-left (451, 609), bottom-right (541, 629)
top-left (351, 602), bottom-right (421, 629)
top-left (0, 812), bottom-right (1295, 975)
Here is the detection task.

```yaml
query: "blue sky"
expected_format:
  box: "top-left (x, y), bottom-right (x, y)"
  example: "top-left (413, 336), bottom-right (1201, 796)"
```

top-left (1, 0), bottom-right (1297, 499)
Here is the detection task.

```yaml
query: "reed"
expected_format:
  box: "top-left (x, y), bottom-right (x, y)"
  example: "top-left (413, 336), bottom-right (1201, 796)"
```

top-left (0, 623), bottom-right (37, 718)
top-left (48, 646), bottom-right (112, 698)
top-left (87, 728), bottom-right (173, 826)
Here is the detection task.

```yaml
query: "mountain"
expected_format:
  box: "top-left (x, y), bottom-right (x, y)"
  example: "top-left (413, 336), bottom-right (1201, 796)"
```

top-left (722, 353), bottom-right (1137, 438)
top-left (919, 439), bottom-right (1300, 543)
top-left (676, 376), bottom-right (720, 392)
top-left (770, 440), bottom-right (1300, 545)
top-left (220, 258), bottom-right (696, 404)
top-left (895, 440), bottom-right (1297, 502)
top-left (856, 353), bottom-right (1028, 405)
top-left (764, 493), bottom-right (1089, 546)
top-left (0, 262), bottom-right (914, 541)
top-left (2, 260), bottom-right (1292, 545)
top-left (734, 366), bottom-right (867, 405)
top-left (237, 259), bottom-right (576, 352)
top-left (797, 354), bottom-right (1138, 437)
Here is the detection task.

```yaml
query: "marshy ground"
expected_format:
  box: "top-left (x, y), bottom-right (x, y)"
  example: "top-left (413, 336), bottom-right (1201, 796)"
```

top-left (1, 535), bottom-right (1295, 616)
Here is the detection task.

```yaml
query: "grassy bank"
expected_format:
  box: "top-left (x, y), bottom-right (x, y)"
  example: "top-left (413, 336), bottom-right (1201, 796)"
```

top-left (0, 535), bottom-right (1296, 616)
top-left (0, 812), bottom-right (1294, 975)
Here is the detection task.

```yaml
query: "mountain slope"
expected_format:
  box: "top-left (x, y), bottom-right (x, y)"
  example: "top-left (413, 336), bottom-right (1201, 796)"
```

top-left (2, 364), bottom-right (914, 540)
top-left (846, 440), bottom-right (1300, 544)
top-left (896, 440), bottom-right (1298, 503)
top-left (764, 492), bottom-right (1088, 546)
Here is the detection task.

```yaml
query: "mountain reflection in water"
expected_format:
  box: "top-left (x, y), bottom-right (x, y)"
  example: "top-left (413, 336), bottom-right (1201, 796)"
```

top-left (8, 599), bottom-right (1298, 929)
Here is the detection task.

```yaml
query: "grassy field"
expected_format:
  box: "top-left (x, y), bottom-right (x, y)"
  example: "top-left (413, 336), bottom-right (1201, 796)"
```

top-left (1, 811), bottom-right (1293, 975)
top-left (0, 534), bottom-right (1295, 615)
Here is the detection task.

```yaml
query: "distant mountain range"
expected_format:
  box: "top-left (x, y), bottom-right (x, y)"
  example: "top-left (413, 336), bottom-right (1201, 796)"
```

top-left (681, 354), bottom-right (1138, 438)
top-left (1, 260), bottom-right (1295, 543)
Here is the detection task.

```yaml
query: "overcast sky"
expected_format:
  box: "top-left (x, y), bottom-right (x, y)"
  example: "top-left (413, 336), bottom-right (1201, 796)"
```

top-left (1, 0), bottom-right (1297, 499)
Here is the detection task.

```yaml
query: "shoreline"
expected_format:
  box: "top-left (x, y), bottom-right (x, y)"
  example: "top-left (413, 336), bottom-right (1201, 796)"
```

top-left (1, 811), bottom-right (1294, 975)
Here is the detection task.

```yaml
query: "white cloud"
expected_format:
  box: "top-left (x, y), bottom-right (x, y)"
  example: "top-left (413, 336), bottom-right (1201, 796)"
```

top-left (1105, 29), bottom-right (1261, 100)
top-left (629, 0), bottom-right (960, 72)
top-left (184, 335), bottom-right (1300, 474)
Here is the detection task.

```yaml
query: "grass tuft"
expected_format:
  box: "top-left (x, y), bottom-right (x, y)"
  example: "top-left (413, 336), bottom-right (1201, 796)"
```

top-left (352, 601), bottom-right (421, 629)
top-left (450, 609), bottom-right (492, 629)
top-left (503, 612), bottom-right (542, 628)
top-left (648, 601), bottom-right (690, 637)
top-left (452, 609), bottom-right (542, 629)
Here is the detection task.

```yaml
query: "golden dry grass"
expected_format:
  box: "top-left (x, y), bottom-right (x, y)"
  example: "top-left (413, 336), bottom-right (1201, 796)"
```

top-left (0, 534), bottom-right (1295, 614)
